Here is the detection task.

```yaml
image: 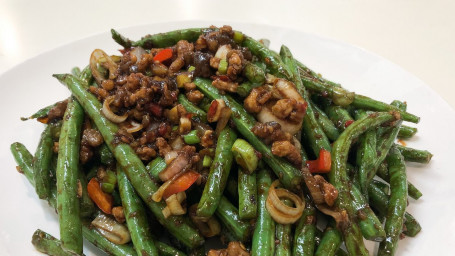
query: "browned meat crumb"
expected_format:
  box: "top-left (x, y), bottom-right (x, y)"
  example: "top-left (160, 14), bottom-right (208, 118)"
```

top-left (112, 206), bottom-right (126, 223)
top-left (314, 175), bottom-right (338, 207)
top-left (185, 90), bottom-right (204, 105)
top-left (252, 121), bottom-right (291, 144)
top-left (156, 137), bottom-right (172, 157)
top-left (226, 50), bottom-right (244, 80)
top-left (212, 78), bottom-right (238, 93)
top-left (47, 99), bottom-right (68, 121)
top-left (207, 241), bottom-right (250, 256)
top-left (244, 86), bottom-right (272, 113)
top-left (271, 140), bottom-right (302, 166)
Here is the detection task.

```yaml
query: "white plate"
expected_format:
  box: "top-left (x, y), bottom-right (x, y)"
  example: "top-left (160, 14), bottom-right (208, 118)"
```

top-left (1, 21), bottom-right (454, 256)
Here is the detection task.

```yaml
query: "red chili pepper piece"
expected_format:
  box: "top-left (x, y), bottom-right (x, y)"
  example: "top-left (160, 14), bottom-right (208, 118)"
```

top-left (153, 48), bottom-right (173, 62)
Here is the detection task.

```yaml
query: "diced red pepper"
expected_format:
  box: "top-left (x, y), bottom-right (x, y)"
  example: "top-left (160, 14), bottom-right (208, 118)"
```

top-left (344, 120), bottom-right (354, 128)
top-left (207, 100), bottom-right (219, 121)
top-left (153, 48), bottom-right (173, 62)
top-left (211, 75), bottom-right (229, 81)
top-left (162, 170), bottom-right (200, 199)
top-left (148, 103), bottom-right (163, 117)
top-left (306, 149), bottom-right (332, 173)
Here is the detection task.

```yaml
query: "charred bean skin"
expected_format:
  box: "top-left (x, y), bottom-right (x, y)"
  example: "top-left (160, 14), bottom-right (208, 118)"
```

top-left (329, 112), bottom-right (398, 256)
top-left (197, 127), bottom-right (237, 218)
top-left (117, 165), bottom-right (159, 256)
top-left (395, 144), bottom-right (433, 164)
top-left (55, 97), bottom-right (84, 254)
top-left (251, 169), bottom-right (275, 256)
top-left (378, 147), bottom-right (408, 256)
top-left (32, 229), bottom-right (80, 256)
top-left (293, 199), bottom-right (316, 256)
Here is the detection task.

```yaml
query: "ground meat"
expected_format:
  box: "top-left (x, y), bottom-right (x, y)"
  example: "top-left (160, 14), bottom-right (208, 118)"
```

top-left (207, 241), bottom-right (250, 256)
top-left (271, 98), bottom-right (306, 124)
top-left (47, 99), bottom-right (68, 121)
top-left (79, 144), bottom-right (93, 164)
top-left (200, 130), bottom-right (215, 148)
top-left (135, 146), bottom-right (157, 161)
top-left (203, 25), bottom-right (234, 53)
top-left (151, 62), bottom-right (168, 77)
top-left (314, 175), bottom-right (338, 207)
top-left (168, 57), bottom-right (185, 74)
top-left (156, 137), bottom-right (172, 157)
top-left (89, 86), bottom-right (108, 100)
top-left (226, 50), bottom-right (244, 80)
top-left (271, 140), bottom-right (302, 166)
top-left (252, 121), bottom-right (291, 144)
top-left (210, 57), bottom-right (221, 69)
top-left (212, 78), bottom-right (238, 93)
top-left (112, 206), bottom-right (126, 223)
top-left (185, 90), bottom-right (204, 105)
top-left (193, 52), bottom-right (212, 78)
top-left (82, 129), bottom-right (103, 147)
top-left (244, 86), bottom-right (272, 113)
top-left (175, 40), bottom-right (194, 65)
top-left (183, 82), bottom-right (196, 91)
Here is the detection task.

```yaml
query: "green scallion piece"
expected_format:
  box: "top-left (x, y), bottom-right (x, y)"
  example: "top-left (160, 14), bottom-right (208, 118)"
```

top-left (188, 66), bottom-right (196, 72)
top-left (231, 139), bottom-right (258, 173)
top-left (218, 59), bottom-right (228, 74)
top-left (146, 157), bottom-right (167, 179)
top-left (233, 31), bottom-right (244, 44)
top-left (104, 170), bottom-right (117, 185)
top-left (184, 130), bottom-right (200, 144)
top-left (101, 182), bottom-right (115, 194)
top-left (203, 155), bottom-right (212, 168)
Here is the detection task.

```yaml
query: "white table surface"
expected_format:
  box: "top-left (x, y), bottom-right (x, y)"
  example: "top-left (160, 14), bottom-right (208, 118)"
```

top-left (1, 0), bottom-right (454, 109)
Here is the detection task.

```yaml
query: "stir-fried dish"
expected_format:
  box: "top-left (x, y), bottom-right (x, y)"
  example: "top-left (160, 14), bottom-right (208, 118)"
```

top-left (11, 25), bottom-right (432, 256)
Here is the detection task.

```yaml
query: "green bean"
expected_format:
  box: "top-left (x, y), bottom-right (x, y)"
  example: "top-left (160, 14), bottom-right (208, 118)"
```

top-left (315, 224), bottom-right (342, 256)
top-left (274, 200), bottom-right (292, 256)
top-left (293, 198), bottom-right (316, 256)
top-left (296, 63), bottom-right (419, 123)
top-left (368, 182), bottom-right (421, 237)
top-left (178, 94), bottom-right (207, 123)
top-left (194, 77), bottom-right (302, 190)
top-left (330, 112), bottom-right (398, 256)
top-left (10, 142), bottom-right (35, 185)
top-left (21, 103), bottom-right (57, 121)
top-left (215, 196), bottom-right (251, 242)
top-left (313, 104), bottom-right (340, 141)
top-left (79, 65), bottom-right (93, 86)
top-left (397, 126), bottom-right (417, 139)
top-left (146, 156), bottom-right (167, 180)
top-left (395, 144), bottom-right (433, 164)
top-left (111, 29), bottom-right (133, 48)
top-left (242, 37), bottom-right (291, 78)
top-left (371, 179), bottom-right (390, 195)
top-left (378, 147), bottom-right (408, 256)
top-left (375, 161), bottom-right (422, 200)
top-left (31, 229), bottom-right (79, 256)
top-left (117, 165), bottom-right (159, 256)
top-left (130, 28), bottom-right (215, 48)
top-left (82, 222), bottom-right (137, 256)
top-left (280, 45), bottom-right (331, 156)
top-left (243, 62), bottom-right (266, 84)
top-left (238, 168), bottom-right (257, 219)
top-left (197, 127), bottom-right (237, 218)
top-left (78, 170), bottom-right (95, 218)
top-left (56, 97), bottom-right (84, 254)
top-left (155, 241), bottom-right (187, 256)
top-left (354, 110), bottom-right (377, 200)
top-left (10, 142), bottom-right (136, 256)
top-left (236, 81), bottom-right (262, 97)
top-left (350, 185), bottom-right (386, 241)
top-left (252, 169), bottom-right (275, 256)
top-left (33, 124), bottom-right (54, 200)
top-left (55, 73), bottom-right (204, 249)
top-left (71, 66), bottom-right (81, 77)
top-left (325, 105), bottom-right (354, 133)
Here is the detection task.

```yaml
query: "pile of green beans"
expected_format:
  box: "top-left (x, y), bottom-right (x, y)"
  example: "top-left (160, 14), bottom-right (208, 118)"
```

top-left (11, 27), bottom-right (432, 256)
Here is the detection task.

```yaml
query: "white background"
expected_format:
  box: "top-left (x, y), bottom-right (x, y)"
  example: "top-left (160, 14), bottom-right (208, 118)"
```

top-left (1, 0), bottom-right (454, 108)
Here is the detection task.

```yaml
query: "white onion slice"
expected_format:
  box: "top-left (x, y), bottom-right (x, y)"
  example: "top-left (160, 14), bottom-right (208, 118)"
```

top-left (102, 96), bottom-right (128, 123)
top-left (91, 213), bottom-right (131, 245)
top-left (265, 180), bottom-right (305, 224)
top-left (125, 121), bottom-right (143, 133)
